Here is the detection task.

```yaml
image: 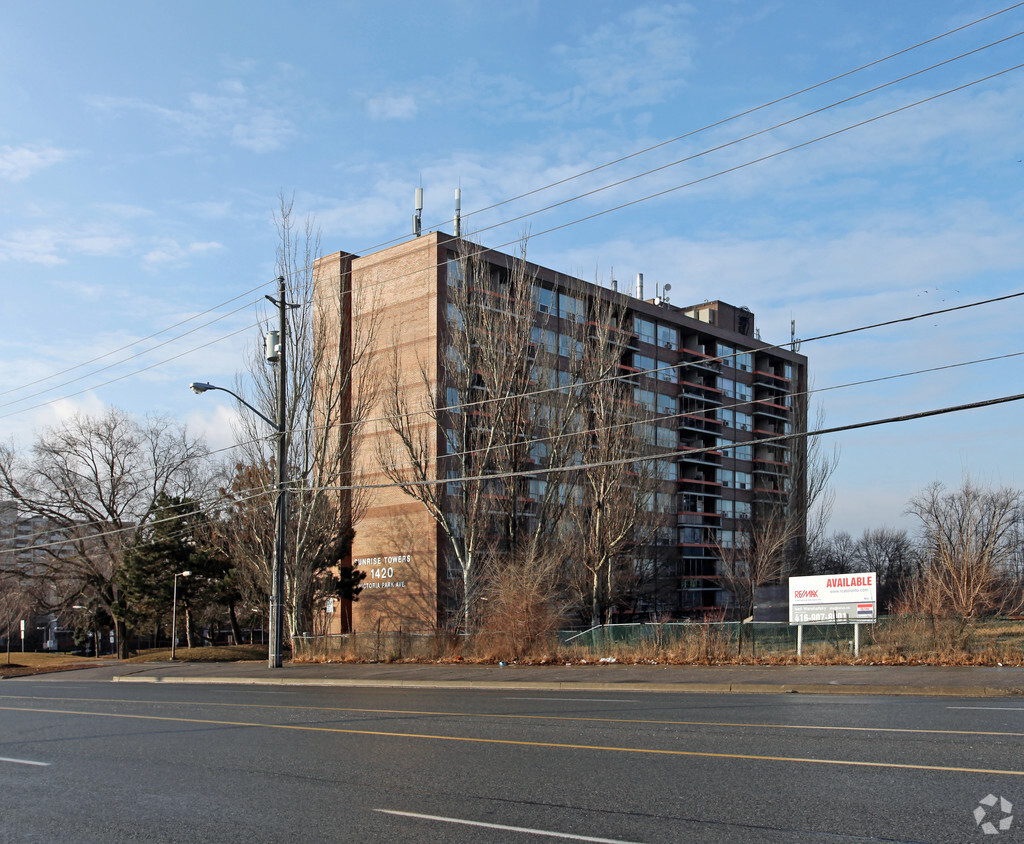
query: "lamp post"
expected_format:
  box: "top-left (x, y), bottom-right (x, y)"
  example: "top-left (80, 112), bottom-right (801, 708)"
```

top-left (170, 570), bottom-right (192, 661)
top-left (190, 275), bottom-right (296, 670)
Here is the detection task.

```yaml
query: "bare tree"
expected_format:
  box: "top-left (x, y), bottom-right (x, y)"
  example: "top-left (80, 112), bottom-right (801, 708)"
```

top-left (225, 195), bottom-right (380, 643)
top-left (906, 478), bottom-right (1023, 618)
top-left (376, 239), bottom-right (554, 629)
top-left (852, 527), bottom-right (919, 613)
top-left (0, 409), bottom-right (209, 657)
top-left (716, 405), bottom-right (838, 619)
top-left (377, 238), bottom-right (655, 631)
top-left (567, 306), bottom-right (663, 627)
top-left (0, 572), bottom-right (36, 663)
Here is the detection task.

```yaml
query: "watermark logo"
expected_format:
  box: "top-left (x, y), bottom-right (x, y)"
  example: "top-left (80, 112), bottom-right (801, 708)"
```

top-left (974, 794), bottom-right (1013, 835)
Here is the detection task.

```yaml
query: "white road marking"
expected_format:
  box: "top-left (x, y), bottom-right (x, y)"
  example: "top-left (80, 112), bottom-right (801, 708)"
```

top-left (948, 706), bottom-right (1024, 711)
top-left (375, 809), bottom-right (645, 843)
top-left (504, 697), bottom-right (638, 703)
top-left (0, 756), bottom-right (49, 767)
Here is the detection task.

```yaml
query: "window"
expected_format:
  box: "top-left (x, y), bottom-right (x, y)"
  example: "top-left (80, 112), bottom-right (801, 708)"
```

top-left (735, 351), bottom-right (752, 372)
top-left (734, 471), bottom-right (751, 489)
top-left (657, 324), bottom-right (678, 350)
top-left (529, 441), bottom-right (549, 463)
top-left (657, 357), bottom-right (676, 383)
top-left (718, 408), bottom-right (734, 427)
top-left (559, 332), bottom-right (583, 358)
top-left (734, 444), bottom-right (752, 461)
top-left (534, 286), bottom-right (553, 315)
top-left (656, 392), bottom-right (675, 417)
top-left (634, 388), bottom-right (655, 411)
top-left (680, 526), bottom-right (702, 544)
top-left (446, 387), bottom-right (461, 413)
top-left (638, 423), bottom-right (657, 445)
top-left (447, 255), bottom-right (465, 288)
top-left (446, 302), bottom-right (464, 329)
top-left (445, 345), bottom-right (465, 373)
top-left (720, 469), bottom-right (734, 488)
top-left (635, 317), bottom-right (656, 345)
top-left (635, 353), bottom-right (656, 376)
top-left (735, 410), bottom-right (752, 431)
top-left (558, 292), bottom-right (584, 321)
top-left (661, 460), bottom-right (678, 481)
top-left (656, 427), bottom-right (675, 449)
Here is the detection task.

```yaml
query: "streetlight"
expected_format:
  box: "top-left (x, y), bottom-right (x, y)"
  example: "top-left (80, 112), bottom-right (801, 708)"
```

top-left (170, 570), bottom-right (192, 661)
top-left (189, 276), bottom-right (296, 669)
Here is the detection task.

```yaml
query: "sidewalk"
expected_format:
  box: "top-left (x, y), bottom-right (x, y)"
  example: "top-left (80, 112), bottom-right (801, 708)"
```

top-left (106, 660), bottom-right (1024, 698)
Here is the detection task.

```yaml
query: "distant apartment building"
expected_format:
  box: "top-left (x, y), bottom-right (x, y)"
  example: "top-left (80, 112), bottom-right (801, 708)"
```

top-left (0, 501), bottom-right (70, 650)
top-left (313, 232), bottom-right (808, 632)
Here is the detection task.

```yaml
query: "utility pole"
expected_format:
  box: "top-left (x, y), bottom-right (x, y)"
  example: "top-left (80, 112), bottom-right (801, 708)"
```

top-left (267, 275), bottom-right (295, 669)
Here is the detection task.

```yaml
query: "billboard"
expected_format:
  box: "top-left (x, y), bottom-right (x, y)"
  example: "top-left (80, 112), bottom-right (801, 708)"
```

top-left (789, 573), bottom-right (876, 624)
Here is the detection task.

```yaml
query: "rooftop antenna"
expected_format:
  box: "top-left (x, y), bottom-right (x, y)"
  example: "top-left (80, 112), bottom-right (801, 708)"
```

top-left (413, 186), bottom-right (423, 238)
top-left (610, 265), bottom-right (617, 293)
top-left (454, 187), bottom-right (461, 237)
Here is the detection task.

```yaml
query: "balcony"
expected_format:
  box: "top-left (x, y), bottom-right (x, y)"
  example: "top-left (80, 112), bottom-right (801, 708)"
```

top-left (680, 349), bottom-right (721, 374)
top-left (680, 477), bottom-right (723, 497)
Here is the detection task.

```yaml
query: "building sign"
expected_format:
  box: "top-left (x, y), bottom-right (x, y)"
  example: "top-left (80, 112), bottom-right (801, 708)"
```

top-left (353, 554), bottom-right (411, 590)
top-left (789, 573), bottom-right (877, 624)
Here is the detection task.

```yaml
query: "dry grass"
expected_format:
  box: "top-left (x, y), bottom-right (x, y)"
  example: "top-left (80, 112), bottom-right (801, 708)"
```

top-left (291, 616), bottom-right (1024, 667)
top-left (0, 652), bottom-right (107, 678)
top-left (125, 644), bottom-right (269, 663)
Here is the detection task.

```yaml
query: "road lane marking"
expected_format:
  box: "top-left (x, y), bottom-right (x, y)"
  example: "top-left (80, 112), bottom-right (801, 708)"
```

top-left (0, 756), bottom-right (49, 767)
top-left (949, 706), bottom-right (1024, 711)
top-left (0, 704), bottom-right (1022, 777)
top-left (375, 809), bottom-right (645, 843)
top-left (3, 694), bottom-right (1020, 739)
top-left (504, 697), bottom-right (638, 702)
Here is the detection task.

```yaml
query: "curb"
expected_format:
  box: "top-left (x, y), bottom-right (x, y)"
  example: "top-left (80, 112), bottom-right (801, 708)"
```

top-left (111, 674), bottom-right (1024, 697)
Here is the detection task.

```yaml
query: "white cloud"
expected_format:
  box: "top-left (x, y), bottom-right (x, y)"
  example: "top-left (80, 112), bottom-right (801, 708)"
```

top-left (88, 78), bottom-right (297, 153)
top-left (0, 145), bottom-right (71, 181)
top-left (365, 93), bottom-right (418, 121)
top-left (0, 224), bottom-right (133, 264)
top-left (142, 239), bottom-right (223, 267)
top-left (549, 3), bottom-right (697, 114)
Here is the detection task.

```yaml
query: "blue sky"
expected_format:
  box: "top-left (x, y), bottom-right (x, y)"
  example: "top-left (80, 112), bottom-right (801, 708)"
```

top-left (2, 1), bottom-right (1023, 537)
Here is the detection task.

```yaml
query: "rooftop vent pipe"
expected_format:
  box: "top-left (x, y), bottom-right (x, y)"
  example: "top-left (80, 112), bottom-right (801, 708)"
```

top-left (635, 272), bottom-right (644, 299)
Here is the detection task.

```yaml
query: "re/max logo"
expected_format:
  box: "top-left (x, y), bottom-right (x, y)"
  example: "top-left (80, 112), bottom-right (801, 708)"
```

top-left (793, 589), bottom-right (819, 598)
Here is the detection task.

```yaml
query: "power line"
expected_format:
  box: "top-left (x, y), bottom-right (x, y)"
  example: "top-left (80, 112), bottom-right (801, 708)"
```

top-left (0, 282), bottom-right (274, 402)
top-left (8, 47), bottom-right (1019, 419)
top-left (316, 391), bottom-right (1024, 493)
top-left (285, 2), bottom-right (1024, 266)
top-left (0, 296), bottom-right (264, 411)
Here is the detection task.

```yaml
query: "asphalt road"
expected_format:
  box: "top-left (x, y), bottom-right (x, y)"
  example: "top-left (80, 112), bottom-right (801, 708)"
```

top-left (1, 674), bottom-right (1021, 843)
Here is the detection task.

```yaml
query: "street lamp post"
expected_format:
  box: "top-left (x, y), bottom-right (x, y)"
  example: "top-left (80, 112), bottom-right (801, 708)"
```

top-left (170, 570), bottom-right (192, 661)
top-left (190, 275), bottom-right (296, 670)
